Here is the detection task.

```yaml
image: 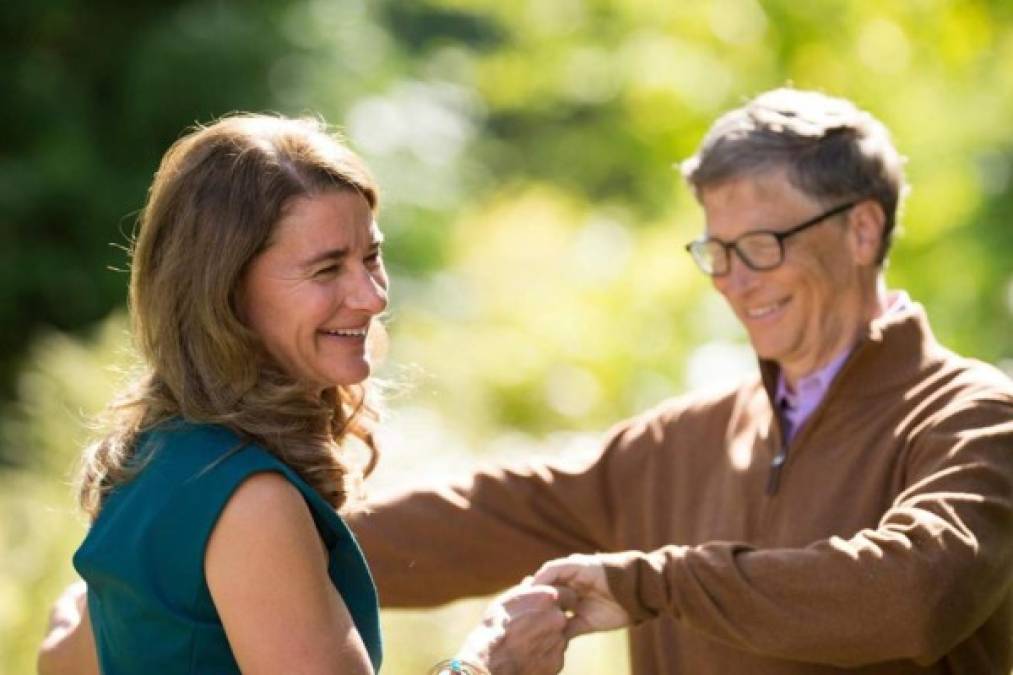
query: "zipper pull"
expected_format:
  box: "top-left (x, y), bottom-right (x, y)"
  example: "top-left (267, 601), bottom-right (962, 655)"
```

top-left (766, 449), bottom-right (787, 495)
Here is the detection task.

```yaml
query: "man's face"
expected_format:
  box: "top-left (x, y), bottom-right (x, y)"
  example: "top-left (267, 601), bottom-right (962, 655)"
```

top-left (701, 171), bottom-right (871, 381)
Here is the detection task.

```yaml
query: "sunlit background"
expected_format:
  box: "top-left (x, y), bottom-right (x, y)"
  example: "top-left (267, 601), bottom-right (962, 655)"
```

top-left (3, 1), bottom-right (1012, 672)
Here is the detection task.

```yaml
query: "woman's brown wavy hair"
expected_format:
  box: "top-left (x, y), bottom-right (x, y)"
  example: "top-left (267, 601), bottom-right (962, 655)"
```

top-left (78, 114), bottom-right (383, 518)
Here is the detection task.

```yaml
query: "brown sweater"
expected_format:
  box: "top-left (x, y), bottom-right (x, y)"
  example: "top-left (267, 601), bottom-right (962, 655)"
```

top-left (350, 304), bottom-right (1013, 674)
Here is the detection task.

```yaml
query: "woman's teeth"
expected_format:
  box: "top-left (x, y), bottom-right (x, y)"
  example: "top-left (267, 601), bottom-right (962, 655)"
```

top-left (322, 327), bottom-right (368, 337)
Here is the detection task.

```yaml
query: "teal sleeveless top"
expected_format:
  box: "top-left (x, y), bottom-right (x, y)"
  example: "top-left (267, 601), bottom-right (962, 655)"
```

top-left (73, 420), bottom-right (383, 673)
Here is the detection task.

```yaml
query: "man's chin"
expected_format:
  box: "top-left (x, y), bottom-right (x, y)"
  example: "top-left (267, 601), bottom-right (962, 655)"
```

top-left (748, 340), bottom-right (784, 364)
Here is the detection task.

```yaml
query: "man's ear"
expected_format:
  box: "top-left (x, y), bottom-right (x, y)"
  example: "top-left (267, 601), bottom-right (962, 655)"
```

top-left (847, 200), bottom-right (886, 266)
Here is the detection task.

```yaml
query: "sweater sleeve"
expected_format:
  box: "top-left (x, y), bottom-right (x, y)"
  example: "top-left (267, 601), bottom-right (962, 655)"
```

top-left (348, 425), bottom-right (635, 608)
top-left (602, 396), bottom-right (1013, 667)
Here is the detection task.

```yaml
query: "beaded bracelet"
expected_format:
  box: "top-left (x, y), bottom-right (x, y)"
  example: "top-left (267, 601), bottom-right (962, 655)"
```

top-left (427, 657), bottom-right (490, 675)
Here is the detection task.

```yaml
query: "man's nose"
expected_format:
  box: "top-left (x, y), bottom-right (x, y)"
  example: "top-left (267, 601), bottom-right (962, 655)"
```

top-left (714, 249), bottom-right (759, 295)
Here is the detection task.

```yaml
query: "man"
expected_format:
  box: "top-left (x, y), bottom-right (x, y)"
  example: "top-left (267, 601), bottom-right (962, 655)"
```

top-left (351, 88), bottom-right (1013, 673)
top-left (39, 88), bottom-right (1013, 674)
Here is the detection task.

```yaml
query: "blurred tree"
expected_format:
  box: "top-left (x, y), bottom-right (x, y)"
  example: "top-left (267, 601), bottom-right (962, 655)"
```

top-left (0, 0), bottom-right (297, 413)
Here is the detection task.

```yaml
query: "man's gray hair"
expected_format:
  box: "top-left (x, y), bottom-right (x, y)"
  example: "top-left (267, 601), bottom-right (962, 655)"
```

top-left (682, 88), bottom-right (908, 263)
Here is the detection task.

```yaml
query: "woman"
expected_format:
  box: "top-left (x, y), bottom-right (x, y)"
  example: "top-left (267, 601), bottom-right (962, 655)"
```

top-left (46, 114), bottom-right (569, 674)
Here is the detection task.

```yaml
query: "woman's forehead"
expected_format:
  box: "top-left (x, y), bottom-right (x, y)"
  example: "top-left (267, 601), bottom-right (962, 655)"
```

top-left (262, 190), bottom-right (380, 264)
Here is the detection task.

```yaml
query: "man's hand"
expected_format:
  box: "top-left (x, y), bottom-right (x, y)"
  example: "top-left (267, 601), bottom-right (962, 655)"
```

top-left (533, 553), bottom-right (632, 639)
top-left (458, 581), bottom-right (575, 675)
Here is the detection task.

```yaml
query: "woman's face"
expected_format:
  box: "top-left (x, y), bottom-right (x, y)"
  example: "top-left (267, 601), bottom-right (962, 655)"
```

top-left (240, 189), bottom-right (388, 391)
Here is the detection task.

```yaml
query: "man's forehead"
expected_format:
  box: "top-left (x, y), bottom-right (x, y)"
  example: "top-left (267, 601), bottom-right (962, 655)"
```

top-left (700, 168), bottom-right (795, 203)
top-left (701, 171), bottom-right (819, 235)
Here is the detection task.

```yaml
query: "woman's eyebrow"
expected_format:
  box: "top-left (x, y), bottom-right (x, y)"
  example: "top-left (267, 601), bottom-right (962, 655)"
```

top-left (300, 236), bottom-right (384, 268)
top-left (301, 247), bottom-right (349, 268)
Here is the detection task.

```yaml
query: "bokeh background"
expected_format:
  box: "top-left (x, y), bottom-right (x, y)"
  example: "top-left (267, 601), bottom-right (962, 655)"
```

top-left (3, 0), bottom-right (1013, 672)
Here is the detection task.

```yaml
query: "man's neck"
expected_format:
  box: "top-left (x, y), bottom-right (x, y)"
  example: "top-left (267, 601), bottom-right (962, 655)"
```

top-left (781, 277), bottom-right (889, 390)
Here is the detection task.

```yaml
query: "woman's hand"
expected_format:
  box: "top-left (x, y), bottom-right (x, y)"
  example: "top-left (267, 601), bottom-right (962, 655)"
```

top-left (457, 581), bottom-right (576, 675)
top-left (37, 580), bottom-right (100, 675)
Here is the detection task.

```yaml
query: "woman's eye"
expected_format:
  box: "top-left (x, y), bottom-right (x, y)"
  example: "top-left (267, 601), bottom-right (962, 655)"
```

top-left (314, 265), bottom-right (339, 277)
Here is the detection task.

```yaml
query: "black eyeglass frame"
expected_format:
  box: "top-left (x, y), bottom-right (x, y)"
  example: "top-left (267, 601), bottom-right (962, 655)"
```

top-left (684, 200), bottom-right (860, 277)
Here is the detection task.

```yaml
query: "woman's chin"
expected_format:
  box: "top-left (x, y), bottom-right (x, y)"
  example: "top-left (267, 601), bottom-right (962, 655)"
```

top-left (322, 362), bottom-right (372, 389)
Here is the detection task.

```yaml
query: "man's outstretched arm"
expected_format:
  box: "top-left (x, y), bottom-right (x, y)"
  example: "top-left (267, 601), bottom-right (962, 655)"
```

top-left (349, 422), bottom-right (639, 607)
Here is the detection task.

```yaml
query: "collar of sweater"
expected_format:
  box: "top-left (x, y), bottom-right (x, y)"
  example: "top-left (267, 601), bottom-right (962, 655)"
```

top-left (758, 301), bottom-right (939, 408)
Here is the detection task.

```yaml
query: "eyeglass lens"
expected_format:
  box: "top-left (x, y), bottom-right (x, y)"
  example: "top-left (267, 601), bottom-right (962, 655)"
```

top-left (692, 233), bottom-right (784, 275)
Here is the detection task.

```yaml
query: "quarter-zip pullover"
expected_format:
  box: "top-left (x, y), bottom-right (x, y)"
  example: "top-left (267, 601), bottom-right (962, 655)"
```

top-left (352, 302), bottom-right (1013, 674)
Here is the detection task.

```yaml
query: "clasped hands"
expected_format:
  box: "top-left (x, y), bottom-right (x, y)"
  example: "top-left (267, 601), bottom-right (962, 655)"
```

top-left (458, 553), bottom-right (632, 675)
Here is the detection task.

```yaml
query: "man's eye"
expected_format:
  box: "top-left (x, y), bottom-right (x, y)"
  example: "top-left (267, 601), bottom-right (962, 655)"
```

top-left (365, 250), bottom-right (383, 266)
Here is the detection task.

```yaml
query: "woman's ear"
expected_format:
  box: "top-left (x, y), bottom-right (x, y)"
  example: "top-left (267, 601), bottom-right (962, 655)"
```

top-left (847, 200), bottom-right (886, 266)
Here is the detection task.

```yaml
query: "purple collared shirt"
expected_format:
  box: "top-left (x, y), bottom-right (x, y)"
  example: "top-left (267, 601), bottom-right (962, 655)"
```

top-left (775, 349), bottom-right (851, 443)
top-left (775, 291), bottom-right (911, 443)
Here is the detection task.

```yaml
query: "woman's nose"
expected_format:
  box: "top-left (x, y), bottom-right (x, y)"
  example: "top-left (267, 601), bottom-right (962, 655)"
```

top-left (346, 267), bottom-right (388, 315)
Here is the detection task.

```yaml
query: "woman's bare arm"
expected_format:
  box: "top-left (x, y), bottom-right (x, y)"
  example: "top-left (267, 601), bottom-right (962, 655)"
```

top-left (205, 471), bottom-right (372, 674)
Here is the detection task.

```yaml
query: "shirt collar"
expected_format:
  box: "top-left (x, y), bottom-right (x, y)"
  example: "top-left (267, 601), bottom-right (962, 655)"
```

top-left (775, 348), bottom-right (850, 410)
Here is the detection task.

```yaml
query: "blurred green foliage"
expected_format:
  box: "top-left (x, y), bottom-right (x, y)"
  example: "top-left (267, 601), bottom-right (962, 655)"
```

top-left (3, 0), bottom-right (1012, 672)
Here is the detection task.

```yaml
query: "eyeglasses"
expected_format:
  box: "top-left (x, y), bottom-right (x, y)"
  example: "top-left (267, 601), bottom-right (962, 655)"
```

top-left (684, 201), bottom-right (859, 277)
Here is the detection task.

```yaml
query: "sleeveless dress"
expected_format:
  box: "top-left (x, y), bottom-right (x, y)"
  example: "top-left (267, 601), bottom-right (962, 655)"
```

top-left (73, 420), bottom-right (383, 673)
